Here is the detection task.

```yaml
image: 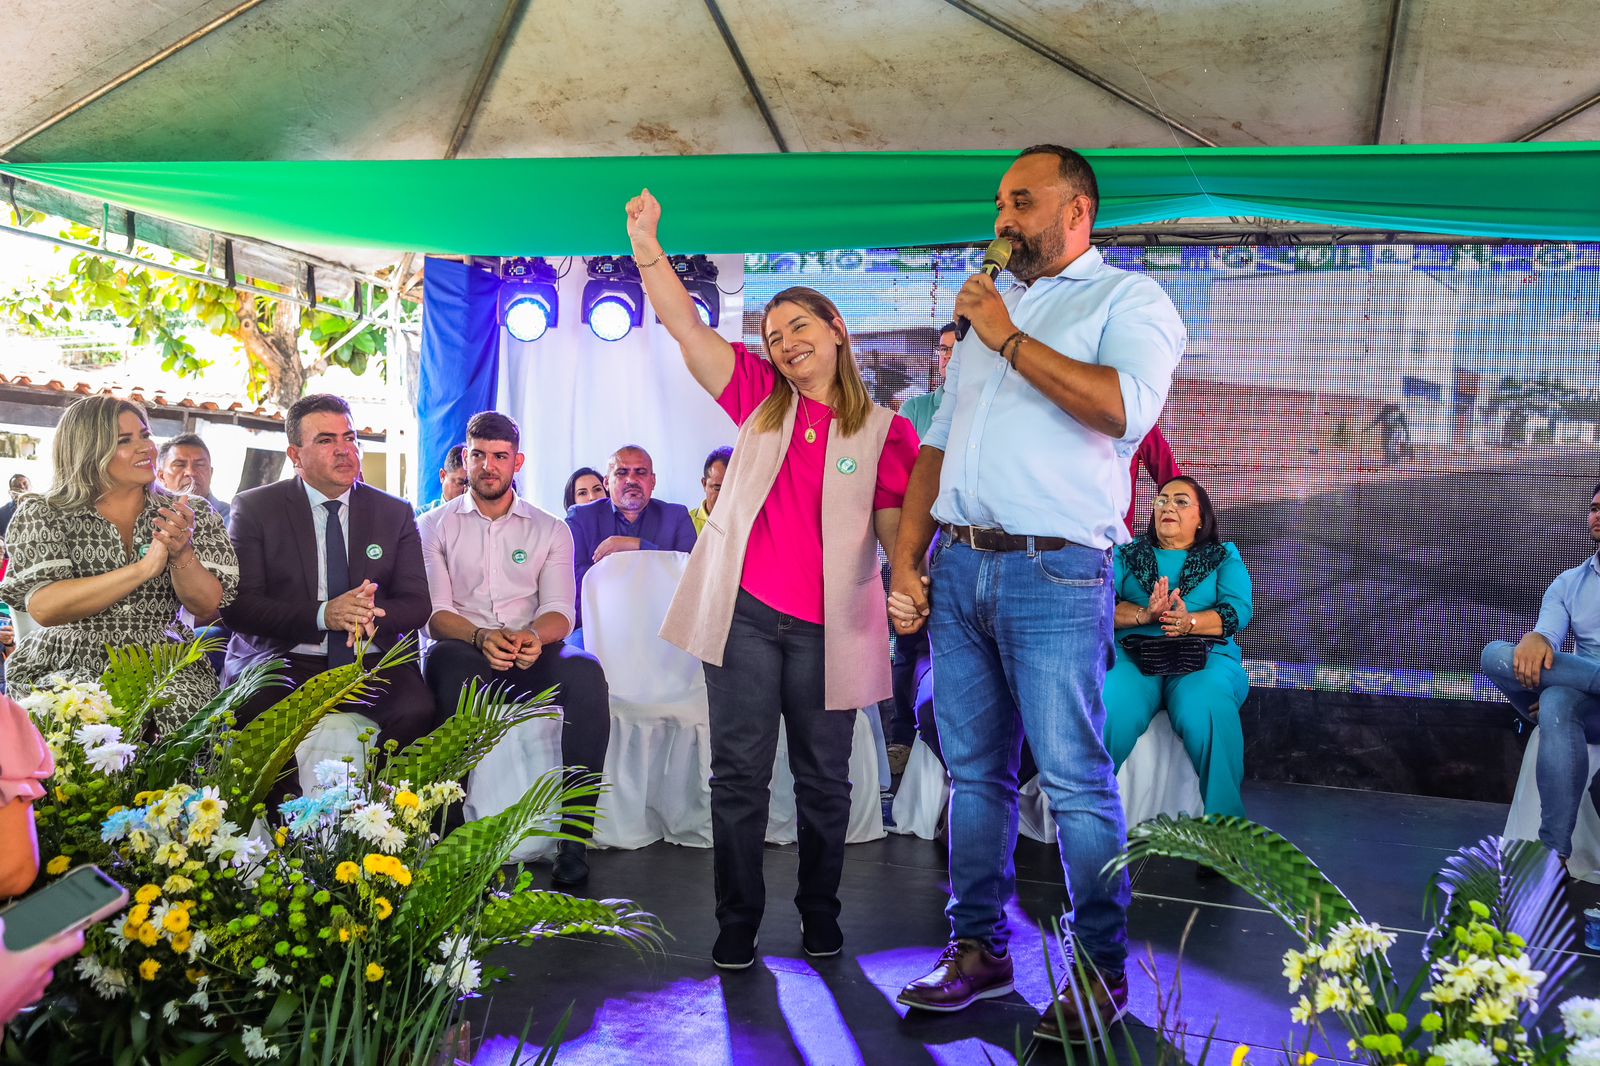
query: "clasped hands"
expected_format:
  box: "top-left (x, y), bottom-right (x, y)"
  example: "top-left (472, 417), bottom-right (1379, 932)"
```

top-left (326, 580), bottom-right (386, 649)
top-left (1142, 576), bottom-right (1196, 637)
top-left (887, 567), bottom-right (931, 634)
top-left (479, 628), bottom-right (542, 672)
top-left (140, 496), bottom-right (197, 577)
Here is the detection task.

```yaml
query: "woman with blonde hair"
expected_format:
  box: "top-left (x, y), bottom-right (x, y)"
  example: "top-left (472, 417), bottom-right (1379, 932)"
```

top-left (0, 396), bottom-right (238, 734)
top-left (627, 190), bottom-right (920, 970)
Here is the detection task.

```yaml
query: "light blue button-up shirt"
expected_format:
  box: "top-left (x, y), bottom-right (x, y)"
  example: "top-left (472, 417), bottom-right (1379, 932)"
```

top-left (1534, 553), bottom-right (1600, 660)
top-left (923, 247), bottom-right (1186, 549)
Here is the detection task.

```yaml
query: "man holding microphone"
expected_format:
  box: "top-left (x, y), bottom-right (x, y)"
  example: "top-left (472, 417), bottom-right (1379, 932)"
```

top-left (889, 145), bottom-right (1186, 1043)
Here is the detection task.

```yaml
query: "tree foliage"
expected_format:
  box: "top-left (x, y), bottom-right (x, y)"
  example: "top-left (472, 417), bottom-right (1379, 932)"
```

top-left (0, 217), bottom-right (411, 407)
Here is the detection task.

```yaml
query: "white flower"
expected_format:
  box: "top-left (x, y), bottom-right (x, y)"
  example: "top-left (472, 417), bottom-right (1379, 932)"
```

top-left (1563, 996), bottom-right (1600, 1039)
top-left (342, 801), bottom-right (398, 845)
top-left (425, 934), bottom-right (483, 995)
top-left (241, 1026), bottom-right (280, 1060)
top-left (202, 1013), bottom-right (218, 1028)
top-left (1571, 1036), bottom-right (1600, 1066)
top-left (229, 836), bottom-right (268, 870)
top-left (187, 990), bottom-right (210, 1011)
top-left (1432, 1038), bottom-right (1495, 1066)
top-left (1437, 955), bottom-right (1493, 994)
top-left (75, 956), bottom-right (126, 999)
top-left (204, 822), bottom-right (245, 862)
top-left (186, 930), bottom-right (209, 959)
top-left (252, 965), bottom-right (282, 988)
top-left (439, 934), bottom-right (473, 963)
top-left (314, 759), bottom-right (359, 790)
top-left (162, 1001), bottom-right (180, 1024)
top-left (72, 723), bottom-right (122, 748)
top-left (83, 742), bottom-right (136, 774)
top-left (1492, 952), bottom-right (1545, 1003)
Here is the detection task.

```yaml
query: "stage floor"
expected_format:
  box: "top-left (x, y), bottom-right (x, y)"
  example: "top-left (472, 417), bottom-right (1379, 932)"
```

top-left (464, 782), bottom-right (1600, 1064)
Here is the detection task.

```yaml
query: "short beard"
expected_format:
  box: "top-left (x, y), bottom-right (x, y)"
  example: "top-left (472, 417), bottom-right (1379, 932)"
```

top-left (1005, 224), bottom-right (1067, 282)
top-left (472, 478), bottom-right (511, 502)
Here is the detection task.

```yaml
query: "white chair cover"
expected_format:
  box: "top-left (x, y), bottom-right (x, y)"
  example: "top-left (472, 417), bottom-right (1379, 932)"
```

top-left (1504, 726), bottom-right (1600, 883)
top-left (584, 552), bottom-right (716, 849)
top-left (464, 710), bottom-right (566, 862)
top-left (766, 709), bottom-right (886, 845)
top-left (891, 711), bottom-right (1204, 843)
top-left (889, 736), bottom-right (948, 840)
top-left (294, 712), bottom-right (380, 796)
top-left (8, 609), bottom-right (36, 643)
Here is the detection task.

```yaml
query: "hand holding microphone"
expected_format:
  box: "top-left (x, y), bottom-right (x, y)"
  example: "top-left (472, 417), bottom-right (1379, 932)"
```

top-left (953, 237), bottom-right (1019, 353)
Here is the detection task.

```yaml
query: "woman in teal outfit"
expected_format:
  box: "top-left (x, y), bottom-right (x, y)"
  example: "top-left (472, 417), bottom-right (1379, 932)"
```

top-left (1103, 476), bottom-right (1253, 818)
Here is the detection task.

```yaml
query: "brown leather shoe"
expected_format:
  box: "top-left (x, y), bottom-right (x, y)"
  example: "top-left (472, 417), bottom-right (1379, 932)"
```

top-left (1033, 970), bottom-right (1129, 1043)
top-left (896, 939), bottom-right (1015, 1013)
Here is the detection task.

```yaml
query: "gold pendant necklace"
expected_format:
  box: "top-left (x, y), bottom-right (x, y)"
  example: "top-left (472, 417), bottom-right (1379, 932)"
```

top-left (800, 395), bottom-right (822, 444)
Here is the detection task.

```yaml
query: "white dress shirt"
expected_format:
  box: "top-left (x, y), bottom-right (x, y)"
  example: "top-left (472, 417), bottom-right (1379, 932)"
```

top-left (291, 481), bottom-right (353, 656)
top-left (418, 491), bottom-right (576, 633)
top-left (924, 246), bottom-right (1186, 549)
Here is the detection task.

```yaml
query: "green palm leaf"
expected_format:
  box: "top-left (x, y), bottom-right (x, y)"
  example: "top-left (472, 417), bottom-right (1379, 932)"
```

top-left (379, 678), bottom-right (557, 788)
top-left (1114, 815), bottom-right (1362, 939)
top-left (100, 637), bottom-right (218, 735)
top-left (477, 890), bottom-right (666, 952)
top-left (396, 768), bottom-right (602, 945)
top-left (217, 638), bottom-right (418, 811)
top-left (138, 658), bottom-right (288, 790)
top-left (1423, 835), bottom-right (1576, 1021)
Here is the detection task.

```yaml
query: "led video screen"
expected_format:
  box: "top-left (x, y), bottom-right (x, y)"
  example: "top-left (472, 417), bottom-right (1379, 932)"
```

top-left (744, 243), bottom-right (1600, 701)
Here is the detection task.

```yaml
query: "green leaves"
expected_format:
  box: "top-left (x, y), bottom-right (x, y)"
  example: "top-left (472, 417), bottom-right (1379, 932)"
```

top-left (1114, 814), bottom-right (1362, 941)
top-left (378, 678), bottom-right (556, 789)
top-left (477, 890), bottom-right (666, 952)
top-left (99, 637), bottom-right (219, 739)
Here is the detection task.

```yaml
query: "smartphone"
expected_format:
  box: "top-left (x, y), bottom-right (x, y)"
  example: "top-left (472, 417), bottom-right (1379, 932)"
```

top-left (0, 865), bottom-right (128, 951)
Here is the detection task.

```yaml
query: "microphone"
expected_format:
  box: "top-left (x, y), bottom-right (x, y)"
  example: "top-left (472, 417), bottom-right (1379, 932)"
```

top-left (955, 237), bottom-right (1013, 341)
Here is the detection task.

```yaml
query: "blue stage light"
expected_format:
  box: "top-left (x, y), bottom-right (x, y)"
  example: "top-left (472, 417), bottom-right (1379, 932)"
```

top-left (499, 258), bottom-right (559, 343)
top-left (582, 256), bottom-right (645, 342)
top-left (671, 255), bottom-right (721, 329)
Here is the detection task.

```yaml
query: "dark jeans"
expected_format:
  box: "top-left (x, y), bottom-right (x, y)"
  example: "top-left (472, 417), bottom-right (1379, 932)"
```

top-left (888, 626), bottom-right (929, 748)
top-left (705, 590), bottom-right (857, 931)
top-left (235, 652), bottom-right (438, 755)
top-left (423, 638), bottom-right (611, 836)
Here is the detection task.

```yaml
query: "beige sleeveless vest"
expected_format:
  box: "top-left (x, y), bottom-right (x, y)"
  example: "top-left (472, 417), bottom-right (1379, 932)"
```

top-left (659, 386), bottom-right (894, 710)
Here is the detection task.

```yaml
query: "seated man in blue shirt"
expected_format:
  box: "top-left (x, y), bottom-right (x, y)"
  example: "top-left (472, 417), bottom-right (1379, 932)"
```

top-left (1482, 482), bottom-right (1600, 861)
top-left (565, 444), bottom-right (697, 644)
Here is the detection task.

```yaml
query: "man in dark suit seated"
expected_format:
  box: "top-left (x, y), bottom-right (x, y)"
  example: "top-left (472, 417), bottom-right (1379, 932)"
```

top-left (220, 394), bottom-right (436, 752)
top-left (564, 444), bottom-right (697, 646)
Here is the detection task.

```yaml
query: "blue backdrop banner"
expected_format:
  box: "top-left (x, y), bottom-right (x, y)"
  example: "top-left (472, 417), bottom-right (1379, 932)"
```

top-left (417, 257), bottom-right (500, 508)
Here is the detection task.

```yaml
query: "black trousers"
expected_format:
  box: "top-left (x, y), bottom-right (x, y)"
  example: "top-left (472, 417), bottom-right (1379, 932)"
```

top-left (704, 590), bottom-right (856, 931)
top-left (235, 652), bottom-right (438, 755)
top-left (887, 626), bottom-right (929, 748)
top-left (423, 638), bottom-right (611, 835)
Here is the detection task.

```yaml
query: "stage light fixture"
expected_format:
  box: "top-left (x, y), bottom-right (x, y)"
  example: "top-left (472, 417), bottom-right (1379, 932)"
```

top-left (499, 257), bottom-right (559, 343)
top-left (668, 254), bottom-right (721, 328)
top-left (582, 256), bottom-right (644, 342)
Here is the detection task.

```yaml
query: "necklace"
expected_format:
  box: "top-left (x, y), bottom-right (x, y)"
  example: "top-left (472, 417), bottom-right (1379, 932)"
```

top-left (799, 395), bottom-right (824, 444)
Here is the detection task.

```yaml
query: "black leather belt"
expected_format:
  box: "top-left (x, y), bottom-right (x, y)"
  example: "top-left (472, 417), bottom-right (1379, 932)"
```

top-left (941, 523), bottom-right (1072, 553)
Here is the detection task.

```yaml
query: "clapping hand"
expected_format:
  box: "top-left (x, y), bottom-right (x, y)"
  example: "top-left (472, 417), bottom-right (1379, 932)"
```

top-left (1144, 576), bottom-right (1173, 619)
top-left (1160, 591), bottom-right (1196, 637)
top-left (152, 496), bottom-right (195, 558)
top-left (327, 580), bottom-right (385, 647)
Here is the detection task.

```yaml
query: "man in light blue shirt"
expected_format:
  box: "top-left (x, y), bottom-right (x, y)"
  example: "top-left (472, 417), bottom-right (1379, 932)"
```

top-left (899, 321), bottom-right (958, 441)
top-left (890, 145), bottom-right (1185, 1042)
top-left (1481, 483), bottom-right (1600, 861)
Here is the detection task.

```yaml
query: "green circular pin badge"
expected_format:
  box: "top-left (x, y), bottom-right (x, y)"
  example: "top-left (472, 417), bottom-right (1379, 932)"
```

top-left (365, 544), bottom-right (383, 560)
top-left (836, 457), bottom-right (858, 475)
top-left (512, 549), bottom-right (528, 564)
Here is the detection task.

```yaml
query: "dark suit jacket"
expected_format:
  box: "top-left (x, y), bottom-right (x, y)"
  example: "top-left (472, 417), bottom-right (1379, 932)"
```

top-left (221, 477), bottom-right (432, 681)
top-left (565, 497), bottom-right (697, 629)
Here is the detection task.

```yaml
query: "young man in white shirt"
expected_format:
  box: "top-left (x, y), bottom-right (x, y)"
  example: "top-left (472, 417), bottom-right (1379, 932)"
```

top-left (418, 411), bottom-right (610, 885)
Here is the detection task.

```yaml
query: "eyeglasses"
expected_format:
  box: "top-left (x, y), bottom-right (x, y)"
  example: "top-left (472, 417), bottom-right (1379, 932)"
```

top-left (1152, 495), bottom-right (1196, 510)
top-left (934, 344), bottom-right (955, 355)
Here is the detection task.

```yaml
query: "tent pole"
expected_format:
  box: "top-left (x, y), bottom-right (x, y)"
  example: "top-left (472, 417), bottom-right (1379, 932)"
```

top-left (1515, 87), bottom-right (1600, 142)
top-left (702, 0), bottom-right (789, 152)
top-left (1371, 0), bottom-right (1406, 144)
top-left (0, 0), bottom-right (269, 158)
top-left (383, 252), bottom-right (417, 501)
top-left (444, 0), bottom-right (530, 160)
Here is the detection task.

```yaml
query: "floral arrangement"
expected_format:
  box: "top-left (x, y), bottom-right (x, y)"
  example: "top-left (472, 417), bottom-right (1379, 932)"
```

top-left (1117, 818), bottom-right (1592, 1066)
top-left (4, 638), bottom-right (662, 1065)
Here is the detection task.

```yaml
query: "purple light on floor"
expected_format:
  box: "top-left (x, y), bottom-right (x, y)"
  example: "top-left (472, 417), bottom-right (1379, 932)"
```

top-left (472, 976), bottom-right (732, 1065)
top-left (765, 958), bottom-right (866, 1065)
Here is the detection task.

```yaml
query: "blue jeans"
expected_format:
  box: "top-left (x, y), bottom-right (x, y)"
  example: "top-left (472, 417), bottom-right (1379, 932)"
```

top-left (929, 539), bottom-right (1130, 975)
top-left (1481, 640), bottom-right (1600, 857)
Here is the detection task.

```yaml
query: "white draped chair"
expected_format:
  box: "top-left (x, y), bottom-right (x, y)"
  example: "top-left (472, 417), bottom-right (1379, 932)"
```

top-left (294, 711), bottom-right (379, 793)
top-left (582, 550), bottom-right (884, 849)
top-left (1504, 726), bottom-right (1600, 883)
top-left (463, 709), bottom-right (566, 862)
top-left (890, 710), bottom-right (1203, 841)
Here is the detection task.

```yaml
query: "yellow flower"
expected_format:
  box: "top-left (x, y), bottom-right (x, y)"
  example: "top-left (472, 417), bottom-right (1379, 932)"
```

top-left (336, 861), bottom-right (362, 884)
top-left (1232, 1046), bottom-right (1251, 1066)
top-left (169, 930), bottom-right (193, 954)
top-left (364, 963), bottom-right (384, 982)
top-left (139, 959), bottom-right (161, 981)
top-left (338, 927), bottom-right (353, 943)
top-left (394, 790), bottom-right (420, 811)
top-left (274, 827), bottom-right (288, 846)
top-left (134, 884), bottom-right (162, 905)
top-left (121, 920), bottom-right (141, 941)
top-left (185, 967), bottom-right (206, 985)
top-left (195, 797), bottom-right (222, 819)
top-left (137, 923), bottom-right (160, 948)
top-left (362, 853), bottom-right (388, 876)
top-left (45, 855), bottom-right (72, 876)
top-left (392, 866), bottom-right (412, 887)
top-left (163, 908), bottom-right (191, 933)
top-left (127, 904), bottom-right (151, 928)
top-left (373, 897), bottom-right (393, 920)
top-left (1298, 1055), bottom-right (1319, 1066)
top-left (162, 875), bottom-right (194, 894)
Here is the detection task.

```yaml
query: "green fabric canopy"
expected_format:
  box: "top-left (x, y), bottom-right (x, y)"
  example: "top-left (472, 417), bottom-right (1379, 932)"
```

top-left (4, 143), bottom-right (1598, 257)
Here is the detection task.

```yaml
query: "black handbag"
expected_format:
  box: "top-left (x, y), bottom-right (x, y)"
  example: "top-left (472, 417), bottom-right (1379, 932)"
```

top-left (1119, 634), bottom-right (1220, 676)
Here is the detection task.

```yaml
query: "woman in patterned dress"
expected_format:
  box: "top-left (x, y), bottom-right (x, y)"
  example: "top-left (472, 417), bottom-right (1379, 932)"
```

top-left (0, 396), bottom-right (238, 735)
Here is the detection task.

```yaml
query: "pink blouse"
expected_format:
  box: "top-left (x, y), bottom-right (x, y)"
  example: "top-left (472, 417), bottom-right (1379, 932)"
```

top-left (717, 344), bottom-right (920, 624)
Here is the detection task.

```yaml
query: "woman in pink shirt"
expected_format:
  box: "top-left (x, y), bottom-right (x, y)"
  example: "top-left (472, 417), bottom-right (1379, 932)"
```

top-left (629, 190), bottom-right (918, 971)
